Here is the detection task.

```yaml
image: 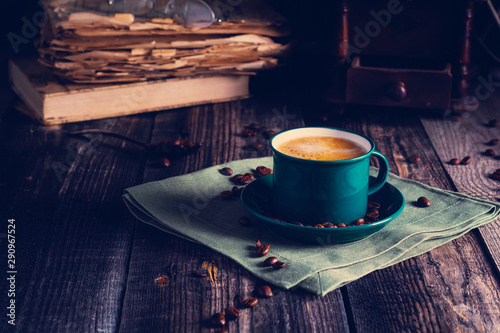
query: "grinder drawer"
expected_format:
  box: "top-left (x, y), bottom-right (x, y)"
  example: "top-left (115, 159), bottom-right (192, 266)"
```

top-left (346, 57), bottom-right (452, 109)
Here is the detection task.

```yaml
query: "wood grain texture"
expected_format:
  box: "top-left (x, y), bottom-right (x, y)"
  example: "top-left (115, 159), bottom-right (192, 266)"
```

top-left (307, 105), bottom-right (500, 332)
top-left (118, 98), bottom-right (351, 332)
top-left (0, 111), bottom-right (153, 332)
top-left (420, 90), bottom-right (500, 287)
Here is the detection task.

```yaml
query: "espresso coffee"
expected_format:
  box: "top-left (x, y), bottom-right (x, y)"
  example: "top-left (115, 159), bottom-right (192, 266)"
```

top-left (276, 136), bottom-right (367, 161)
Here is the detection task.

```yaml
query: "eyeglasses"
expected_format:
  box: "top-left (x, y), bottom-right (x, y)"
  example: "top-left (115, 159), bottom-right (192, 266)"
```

top-left (105, 0), bottom-right (216, 28)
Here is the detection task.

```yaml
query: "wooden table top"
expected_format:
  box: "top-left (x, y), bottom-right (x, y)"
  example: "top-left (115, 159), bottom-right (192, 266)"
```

top-left (1, 81), bottom-right (500, 332)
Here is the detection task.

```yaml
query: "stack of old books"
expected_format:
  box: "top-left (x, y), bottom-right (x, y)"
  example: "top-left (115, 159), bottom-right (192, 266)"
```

top-left (10, 0), bottom-right (289, 124)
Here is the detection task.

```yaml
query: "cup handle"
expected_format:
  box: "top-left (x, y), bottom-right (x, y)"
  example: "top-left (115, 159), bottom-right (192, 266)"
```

top-left (367, 151), bottom-right (389, 195)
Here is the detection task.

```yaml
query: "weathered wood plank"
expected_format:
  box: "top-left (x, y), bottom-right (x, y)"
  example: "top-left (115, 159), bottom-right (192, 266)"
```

top-left (307, 105), bottom-right (500, 331)
top-left (420, 91), bottom-right (500, 272)
top-left (118, 98), bottom-right (352, 332)
top-left (0, 110), bottom-right (153, 332)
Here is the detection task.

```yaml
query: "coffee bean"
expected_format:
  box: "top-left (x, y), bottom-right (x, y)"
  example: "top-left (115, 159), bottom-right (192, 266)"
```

top-left (417, 196), bottom-right (431, 207)
top-left (323, 222), bottom-right (336, 228)
top-left (161, 157), bottom-right (171, 167)
top-left (154, 275), bottom-right (169, 285)
top-left (245, 141), bottom-right (263, 150)
top-left (485, 149), bottom-right (496, 156)
top-left (258, 285), bottom-right (273, 298)
top-left (231, 174), bottom-right (244, 183)
top-left (256, 243), bottom-right (270, 257)
top-left (220, 190), bottom-right (233, 199)
top-left (242, 297), bottom-right (258, 307)
top-left (242, 128), bottom-right (257, 137)
top-left (244, 173), bottom-right (255, 180)
top-left (194, 269), bottom-right (208, 277)
top-left (239, 216), bottom-right (252, 226)
top-left (303, 224), bottom-right (313, 228)
top-left (240, 175), bottom-right (253, 185)
top-left (314, 224), bottom-right (324, 228)
top-left (256, 166), bottom-right (273, 177)
top-left (461, 156), bottom-right (472, 165)
top-left (488, 119), bottom-right (498, 127)
top-left (410, 154), bottom-right (422, 164)
top-left (449, 158), bottom-right (460, 165)
top-left (211, 313), bottom-right (225, 327)
top-left (365, 211), bottom-right (379, 219)
top-left (367, 202), bottom-right (381, 209)
top-left (336, 223), bottom-right (347, 227)
top-left (220, 167), bottom-right (233, 176)
top-left (264, 256), bottom-right (279, 266)
top-left (225, 307), bottom-right (241, 320)
top-left (487, 139), bottom-right (499, 146)
top-left (289, 220), bottom-right (304, 226)
top-left (353, 218), bottom-right (365, 226)
top-left (272, 261), bottom-right (285, 269)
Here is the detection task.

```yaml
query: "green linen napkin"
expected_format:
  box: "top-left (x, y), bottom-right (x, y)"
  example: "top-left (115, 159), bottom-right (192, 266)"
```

top-left (123, 157), bottom-right (500, 296)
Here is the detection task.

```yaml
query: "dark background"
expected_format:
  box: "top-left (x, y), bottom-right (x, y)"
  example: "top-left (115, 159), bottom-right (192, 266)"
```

top-left (2, 0), bottom-right (500, 100)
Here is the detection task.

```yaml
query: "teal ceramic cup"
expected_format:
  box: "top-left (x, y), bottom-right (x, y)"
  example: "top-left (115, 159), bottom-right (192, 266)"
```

top-left (269, 127), bottom-right (389, 224)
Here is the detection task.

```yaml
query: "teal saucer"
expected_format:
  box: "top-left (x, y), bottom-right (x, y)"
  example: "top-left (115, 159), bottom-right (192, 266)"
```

top-left (241, 175), bottom-right (405, 244)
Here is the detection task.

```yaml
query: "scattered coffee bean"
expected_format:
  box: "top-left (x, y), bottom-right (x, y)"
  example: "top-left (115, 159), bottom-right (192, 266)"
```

top-left (449, 158), bottom-right (460, 165)
top-left (245, 141), bottom-right (263, 150)
top-left (488, 119), bottom-right (498, 127)
top-left (220, 190), bottom-right (233, 200)
top-left (242, 128), bottom-right (257, 137)
top-left (256, 242), bottom-right (270, 257)
top-left (314, 224), bottom-right (324, 228)
top-left (461, 156), bottom-right (472, 165)
top-left (242, 297), bottom-right (259, 307)
top-left (239, 216), bottom-right (252, 226)
top-left (491, 169), bottom-right (500, 181)
top-left (244, 173), bottom-right (255, 180)
top-left (231, 174), bottom-right (244, 183)
top-left (161, 157), bottom-right (171, 167)
top-left (154, 275), bottom-right (169, 285)
top-left (272, 261), bottom-right (285, 269)
top-left (220, 167), bottom-right (233, 176)
top-left (417, 196), bottom-right (431, 207)
top-left (323, 222), bottom-right (336, 228)
top-left (240, 175), bottom-right (253, 185)
top-left (485, 149), bottom-right (496, 156)
top-left (367, 202), bottom-right (381, 209)
top-left (194, 269), bottom-right (208, 277)
top-left (258, 285), bottom-right (273, 298)
top-left (410, 154), bottom-right (422, 164)
top-left (225, 307), bottom-right (241, 320)
top-left (303, 224), bottom-right (313, 228)
top-left (336, 223), bottom-right (347, 227)
top-left (211, 313), bottom-right (226, 327)
top-left (256, 166), bottom-right (273, 177)
top-left (487, 139), bottom-right (499, 146)
top-left (353, 218), bottom-right (365, 226)
top-left (264, 256), bottom-right (279, 266)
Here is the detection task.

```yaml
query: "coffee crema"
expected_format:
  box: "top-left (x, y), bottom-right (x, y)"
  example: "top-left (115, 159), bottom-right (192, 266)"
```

top-left (276, 136), bottom-right (367, 161)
